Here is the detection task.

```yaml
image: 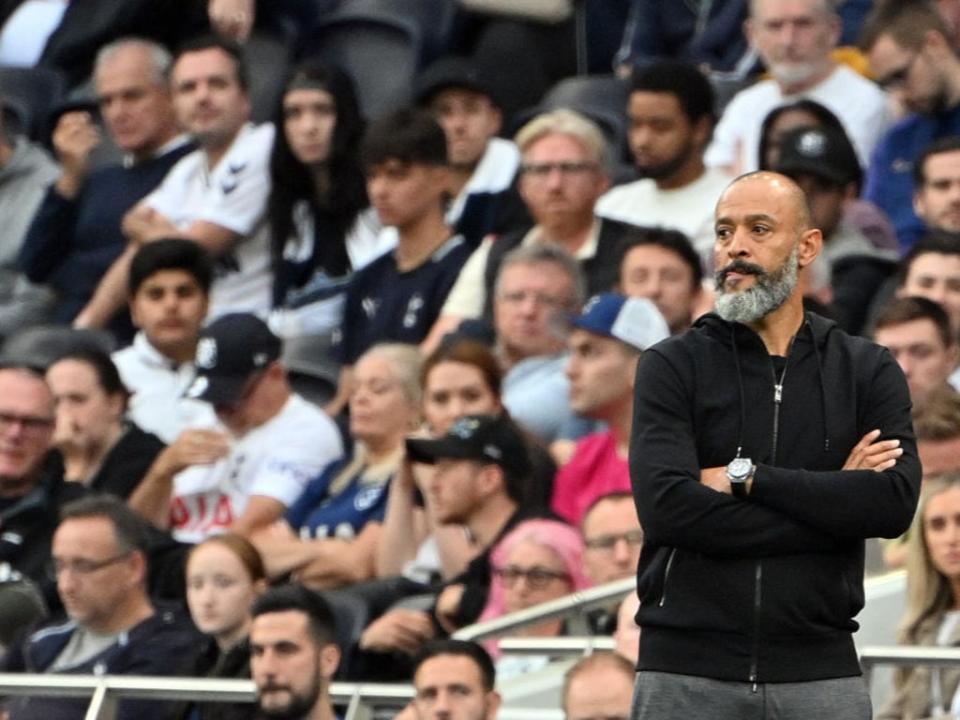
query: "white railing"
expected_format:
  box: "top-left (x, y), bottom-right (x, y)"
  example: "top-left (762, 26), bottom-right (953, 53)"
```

top-left (0, 674), bottom-right (412, 720)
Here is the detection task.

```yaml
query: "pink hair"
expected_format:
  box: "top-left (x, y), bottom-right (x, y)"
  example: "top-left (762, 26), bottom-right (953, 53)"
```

top-left (478, 518), bottom-right (592, 657)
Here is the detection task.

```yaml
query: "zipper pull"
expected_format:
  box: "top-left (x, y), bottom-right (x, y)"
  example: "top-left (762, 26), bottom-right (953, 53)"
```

top-left (774, 384), bottom-right (782, 404)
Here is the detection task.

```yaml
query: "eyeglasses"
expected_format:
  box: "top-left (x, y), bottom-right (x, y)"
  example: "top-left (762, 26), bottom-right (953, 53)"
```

top-left (0, 411), bottom-right (54, 436)
top-left (584, 529), bottom-right (644, 552)
top-left (48, 553), bottom-right (131, 580)
top-left (497, 289), bottom-right (572, 309)
top-left (520, 161), bottom-right (598, 180)
top-left (877, 52), bottom-right (919, 91)
top-left (493, 565), bottom-right (571, 589)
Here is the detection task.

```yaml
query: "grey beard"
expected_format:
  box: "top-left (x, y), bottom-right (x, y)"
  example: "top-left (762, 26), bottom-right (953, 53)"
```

top-left (715, 246), bottom-right (799, 324)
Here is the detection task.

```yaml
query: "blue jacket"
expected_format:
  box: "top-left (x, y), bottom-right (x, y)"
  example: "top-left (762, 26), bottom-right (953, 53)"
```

top-left (2, 607), bottom-right (201, 720)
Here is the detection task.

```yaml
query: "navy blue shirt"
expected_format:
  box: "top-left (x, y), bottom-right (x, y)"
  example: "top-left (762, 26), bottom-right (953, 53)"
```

top-left (865, 104), bottom-right (960, 252)
top-left (335, 235), bottom-right (470, 365)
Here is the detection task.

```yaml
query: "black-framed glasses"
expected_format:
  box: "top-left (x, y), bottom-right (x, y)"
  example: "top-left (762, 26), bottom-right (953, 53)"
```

top-left (877, 52), bottom-right (919, 91)
top-left (48, 553), bottom-right (131, 580)
top-left (584, 529), bottom-right (644, 552)
top-left (493, 565), bottom-right (571, 589)
top-left (0, 411), bottom-right (53, 436)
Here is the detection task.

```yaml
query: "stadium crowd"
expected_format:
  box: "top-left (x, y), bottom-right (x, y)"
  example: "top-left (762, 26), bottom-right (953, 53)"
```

top-left (0, 0), bottom-right (957, 718)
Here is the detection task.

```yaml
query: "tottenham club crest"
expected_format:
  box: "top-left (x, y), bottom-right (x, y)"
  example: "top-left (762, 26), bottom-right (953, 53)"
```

top-left (196, 337), bottom-right (218, 369)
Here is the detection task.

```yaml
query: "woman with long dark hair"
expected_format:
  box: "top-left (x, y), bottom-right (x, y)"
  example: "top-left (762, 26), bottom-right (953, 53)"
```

top-left (267, 59), bottom-right (390, 347)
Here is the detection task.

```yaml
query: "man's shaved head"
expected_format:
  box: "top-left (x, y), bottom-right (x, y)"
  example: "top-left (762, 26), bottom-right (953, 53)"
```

top-left (720, 171), bottom-right (814, 231)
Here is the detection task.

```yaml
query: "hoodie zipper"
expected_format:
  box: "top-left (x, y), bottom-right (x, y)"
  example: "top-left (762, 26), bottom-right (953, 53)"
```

top-left (748, 354), bottom-right (790, 692)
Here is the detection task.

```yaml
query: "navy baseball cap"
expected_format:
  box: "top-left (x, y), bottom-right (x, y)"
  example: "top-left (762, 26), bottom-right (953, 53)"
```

top-left (570, 293), bottom-right (670, 351)
top-left (186, 313), bottom-right (281, 406)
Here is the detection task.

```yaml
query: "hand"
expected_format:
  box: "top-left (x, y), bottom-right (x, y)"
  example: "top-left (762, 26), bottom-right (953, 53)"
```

top-left (700, 466), bottom-right (730, 494)
top-left (843, 429), bottom-right (902, 472)
top-left (359, 609), bottom-right (436, 655)
top-left (53, 111), bottom-right (100, 198)
top-left (157, 429), bottom-right (230, 475)
top-left (121, 204), bottom-right (179, 245)
top-left (208, 0), bottom-right (255, 42)
top-left (434, 583), bottom-right (465, 634)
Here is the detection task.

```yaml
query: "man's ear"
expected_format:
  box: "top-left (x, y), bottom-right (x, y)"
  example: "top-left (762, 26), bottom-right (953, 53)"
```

top-left (320, 643), bottom-right (341, 680)
top-left (797, 228), bottom-right (822, 269)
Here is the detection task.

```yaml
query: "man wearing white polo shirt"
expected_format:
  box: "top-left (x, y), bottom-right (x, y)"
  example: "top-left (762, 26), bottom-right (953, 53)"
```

top-left (76, 35), bottom-right (274, 329)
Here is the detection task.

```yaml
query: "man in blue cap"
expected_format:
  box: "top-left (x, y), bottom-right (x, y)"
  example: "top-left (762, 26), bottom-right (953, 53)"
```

top-left (552, 292), bottom-right (669, 524)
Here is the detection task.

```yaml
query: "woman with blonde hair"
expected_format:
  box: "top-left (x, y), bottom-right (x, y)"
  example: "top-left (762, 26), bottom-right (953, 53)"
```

top-left (879, 473), bottom-right (960, 719)
top-left (253, 343), bottom-right (422, 589)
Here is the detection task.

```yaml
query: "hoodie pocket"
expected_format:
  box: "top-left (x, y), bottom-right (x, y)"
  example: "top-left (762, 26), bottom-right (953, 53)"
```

top-left (658, 548), bottom-right (677, 607)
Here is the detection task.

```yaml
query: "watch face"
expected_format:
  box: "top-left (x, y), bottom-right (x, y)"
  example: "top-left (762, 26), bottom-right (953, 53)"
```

top-left (728, 457), bottom-right (752, 480)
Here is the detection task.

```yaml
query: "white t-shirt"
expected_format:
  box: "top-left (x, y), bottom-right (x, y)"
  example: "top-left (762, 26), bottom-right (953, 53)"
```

top-left (705, 65), bottom-right (890, 173)
top-left (145, 122), bottom-right (275, 319)
top-left (595, 167), bottom-right (731, 259)
top-left (0, 0), bottom-right (66, 66)
top-left (169, 393), bottom-right (343, 543)
top-left (440, 222), bottom-right (601, 320)
top-left (112, 333), bottom-right (217, 444)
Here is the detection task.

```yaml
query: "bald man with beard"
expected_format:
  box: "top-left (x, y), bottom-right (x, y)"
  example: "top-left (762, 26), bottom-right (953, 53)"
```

top-left (629, 172), bottom-right (921, 719)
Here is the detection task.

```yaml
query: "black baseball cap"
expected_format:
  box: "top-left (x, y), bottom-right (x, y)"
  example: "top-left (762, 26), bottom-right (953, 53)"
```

top-left (406, 414), bottom-right (530, 478)
top-left (775, 126), bottom-right (862, 188)
top-left (185, 313), bottom-right (281, 406)
top-left (414, 56), bottom-right (497, 107)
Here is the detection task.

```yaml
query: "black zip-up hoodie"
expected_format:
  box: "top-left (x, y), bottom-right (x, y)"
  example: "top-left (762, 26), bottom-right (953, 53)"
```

top-left (630, 311), bottom-right (921, 683)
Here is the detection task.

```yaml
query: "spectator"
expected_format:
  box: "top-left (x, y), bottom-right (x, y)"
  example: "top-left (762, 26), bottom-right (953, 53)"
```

top-left (19, 38), bottom-right (190, 341)
top-left (614, 0), bottom-right (751, 75)
top-left (0, 93), bottom-right (58, 339)
top-left (757, 99), bottom-right (899, 256)
top-left (432, 108), bottom-right (622, 340)
top-left (112, 239), bottom-right (217, 443)
top-left (250, 584), bottom-right (341, 720)
top-left (493, 243), bottom-right (587, 443)
top-left (266, 59), bottom-right (388, 356)
top-left (46, 347), bottom-right (164, 498)
top-left (581, 492), bottom-right (643, 587)
top-left (480, 518), bottom-right (590, 679)
top-left (896, 233), bottom-right (960, 341)
top-left (553, 293), bottom-right (668, 524)
top-left (0, 364), bottom-right (84, 597)
top-left (409, 639), bottom-right (500, 720)
top-left (617, 226), bottom-right (704, 335)
top-left (355, 414), bottom-right (535, 670)
top-left (707, 0), bottom-right (888, 174)
top-left (76, 36), bottom-right (275, 329)
top-left (180, 533), bottom-right (266, 720)
top-left (129, 313), bottom-right (342, 542)
top-left (874, 297), bottom-right (959, 406)
top-left (876, 475), bottom-right (960, 720)
top-left (415, 56), bottom-right (527, 245)
top-left (862, 2), bottom-right (960, 250)
top-left (562, 651), bottom-right (634, 720)
top-left (596, 60), bottom-right (729, 259)
top-left (913, 137), bottom-right (960, 236)
top-left (328, 107), bottom-right (471, 415)
top-left (774, 125), bottom-right (898, 335)
top-left (1, 495), bottom-right (199, 720)
top-left (613, 592), bottom-right (641, 665)
top-left (884, 388), bottom-right (960, 569)
top-left (252, 344), bottom-right (421, 588)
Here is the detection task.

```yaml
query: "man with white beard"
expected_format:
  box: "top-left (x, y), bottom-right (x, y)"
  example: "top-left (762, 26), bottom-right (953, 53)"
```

top-left (629, 171), bottom-right (920, 719)
top-left (705, 0), bottom-right (888, 175)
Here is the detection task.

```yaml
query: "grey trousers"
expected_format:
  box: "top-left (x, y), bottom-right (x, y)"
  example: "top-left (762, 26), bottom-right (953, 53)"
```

top-left (630, 671), bottom-right (872, 720)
